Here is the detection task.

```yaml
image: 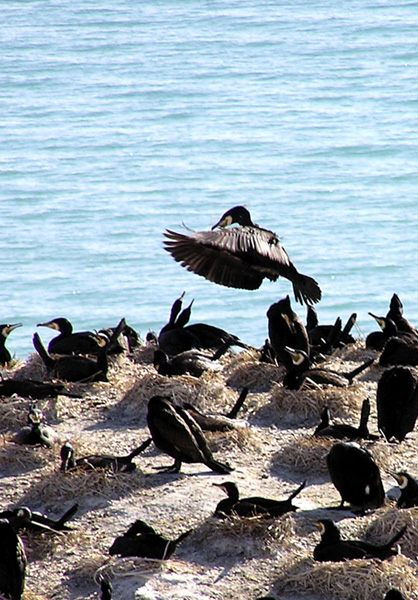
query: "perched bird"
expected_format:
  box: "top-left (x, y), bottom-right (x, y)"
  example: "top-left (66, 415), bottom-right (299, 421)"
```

top-left (12, 405), bottom-right (59, 448)
top-left (391, 471), bottom-right (418, 508)
top-left (109, 518), bottom-right (191, 559)
top-left (213, 480), bottom-right (306, 518)
top-left (313, 519), bottom-right (406, 562)
top-left (183, 387), bottom-right (249, 431)
top-left (60, 439), bottom-right (152, 473)
top-left (386, 293), bottom-right (418, 337)
top-left (146, 395), bottom-right (233, 474)
top-left (163, 205), bottom-right (321, 305)
top-left (307, 305), bottom-right (357, 355)
top-left (37, 317), bottom-right (103, 355)
top-left (267, 295), bottom-right (310, 369)
top-left (0, 519), bottom-right (26, 600)
top-left (326, 442), bottom-right (385, 512)
top-left (0, 503), bottom-right (78, 533)
top-left (0, 323), bottom-right (22, 366)
top-left (376, 366), bottom-right (418, 442)
top-left (379, 334), bottom-right (418, 367)
top-left (0, 377), bottom-right (68, 399)
top-left (314, 398), bottom-right (378, 441)
top-left (153, 343), bottom-right (230, 378)
top-left (366, 313), bottom-right (402, 351)
top-left (283, 347), bottom-right (374, 390)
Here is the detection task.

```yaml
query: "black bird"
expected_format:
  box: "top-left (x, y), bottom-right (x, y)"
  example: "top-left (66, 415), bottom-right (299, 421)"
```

top-left (0, 519), bottom-right (26, 600)
top-left (109, 519), bottom-right (191, 559)
top-left (384, 589), bottom-right (407, 600)
top-left (314, 399), bottom-right (378, 441)
top-left (98, 576), bottom-right (113, 600)
top-left (37, 317), bottom-right (103, 355)
top-left (12, 405), bottom-right (59, 448)
top-left (387, 293), bottom-right (418, 337)
top-left (33, 318), bottom-right (126, 383)
top-left (60, 438), bottom-right (152, 473)
top-left (213, 480), bottom-right (306, 518)
top-left (267, 295), bottom-right (310, 369)
top-left (146, 395), bottom-right (233, 474)
top-left (313, 518), bottom-right (406, 562)
top-left (153, 342), bottom-right (230, 378)
top-left (163, 205), bottom-right (321, 305)
top-left (283, 347), bottom-right (374, 390)
top-left (326, 442), bottom-right (385, 512)
top-left (379, 334), bottom-right (418, 367)
top-left (0, 377), bottom-right (68, 399)
top-left (307, 305), bottom-right (357, 354)
top-left (183, 387), bottom-right (249, 432)
top-left (376, 365), bottom-right (418, 442)
top-left (0, 503), bottom-right (78, 533)
top-left (0, 323), bottom-right (22, 365)
top-left (392, 471), bottom-right (418, 508)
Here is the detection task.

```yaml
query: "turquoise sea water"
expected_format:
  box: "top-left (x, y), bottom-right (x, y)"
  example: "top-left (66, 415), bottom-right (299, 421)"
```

top-left (2, 1), bottom-right (418, 360)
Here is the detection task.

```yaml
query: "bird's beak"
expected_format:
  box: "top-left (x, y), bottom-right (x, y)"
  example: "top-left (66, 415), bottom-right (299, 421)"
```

top-left (211, 216), bottom-right (231, 230)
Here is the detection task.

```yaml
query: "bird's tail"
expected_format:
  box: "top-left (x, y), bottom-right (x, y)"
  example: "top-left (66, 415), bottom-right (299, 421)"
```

top-left (127, 438), bottom-right (153, 460)
top-left (56, 503), bottom-right (79, 529)
top-left (293, 274), bottom-right (322, 305)
top-left (344, 358), bottom-right (375, 383)
top-left (206, 458), bottom-right (234, 474)
top-left (33, 333), bottom-right (55, 369)
top-left (226, 387), bottom-right (249, 419)
top-left (288, 479), bottom-right (307, 501)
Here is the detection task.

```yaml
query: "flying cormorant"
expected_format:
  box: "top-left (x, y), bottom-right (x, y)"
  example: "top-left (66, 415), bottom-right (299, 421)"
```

top-left (376, 365), bottom-right (418, 442)
top-left (213, 480), bottom-right (306, 518)
top-left (0, 323), bottom-right (22, 366)
top-left (0, 519), bottom-right (26, 600)
top-left (109, 518), bottom-right (191, 559)
top-left (163, 206), bottom-right (321, 305)
top-left (313, 519), bottom-right (406, 562)
top-left (59, 438), bottom-right (151, 473)
top-left (146, 395), bottom-right (233, 474)
top-left (326, 441), bottom-right (385, 512)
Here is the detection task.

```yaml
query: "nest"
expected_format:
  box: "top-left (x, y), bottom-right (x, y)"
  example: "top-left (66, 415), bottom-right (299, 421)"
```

top-left (224, 351), bottom-right (282, 392)
top-left (274, 552), bottom-right (418, 600)
top-left (273, 433), bottom-right (334, 474)
top-left (367, 507), bottom-right (418, 560)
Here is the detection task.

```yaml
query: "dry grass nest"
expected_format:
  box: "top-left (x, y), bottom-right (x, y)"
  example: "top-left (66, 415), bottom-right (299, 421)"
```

top-left (368, 506), bottom-right (418, 560)
top-left (224, 350), bottom-right (283, 391)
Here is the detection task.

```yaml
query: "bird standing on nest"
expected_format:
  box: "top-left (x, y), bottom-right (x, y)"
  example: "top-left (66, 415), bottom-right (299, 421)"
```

top-left (163, 206), bottom-right (321, 305)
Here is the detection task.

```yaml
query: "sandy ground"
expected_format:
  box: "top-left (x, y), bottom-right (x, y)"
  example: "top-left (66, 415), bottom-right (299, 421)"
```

top-left (1, 337), bottom-right (418, 600)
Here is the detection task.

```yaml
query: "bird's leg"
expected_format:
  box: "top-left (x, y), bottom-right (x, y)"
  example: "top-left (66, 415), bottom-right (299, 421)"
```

top-left (154, 459), bottom-right (182, 473)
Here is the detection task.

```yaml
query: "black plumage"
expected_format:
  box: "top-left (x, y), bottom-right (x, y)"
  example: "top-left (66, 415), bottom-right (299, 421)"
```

top-left (153, 342), bottom-right (230, 378)
top-left (326, 442), bottom-right (385, 511)
top-left (307, 306), bottom-right (357, 354)
top-left (387, 293), bottom-right (418, 337)
top-left (283, 347), bottom-right (374, 390)
top-left (313, 519), bottom-right (405, 562)
top-left (12, 406), bottom-right (59, 448)
top-left (146, 395), bottom-right (233, 474)
top-left (376, 366), bottom-right (418, 442)
top-left (392, 471), bottom-right (418, 508)
top-left (379, 335), bottom-right (418, 367)
top-left (0, 323), bottom-right (22, 366)
top-left (213, 480), bottom-right (306, 518)
top-left (163, 205), bottom-right (321, 305)
top-left (384, 589), bottom-right (407, 600)
top-left (183, 387), bottom-right (249, 431)
top-left (0, 503), bottom-right (78, 533)
top-left (267, 295), bottom-right (310, 369)
top-left (314, 398), bottom-right (377, 441)
top-left (0, 378), bottom-right (67, 399)
top-left (0, 519), bottom-right (26, 600)
top-left (109, 519), bottom-right (191, 559)
top-left (37, 317), bottom-right (103, 355)
top-left (60, 439), bottom-right (151, 473)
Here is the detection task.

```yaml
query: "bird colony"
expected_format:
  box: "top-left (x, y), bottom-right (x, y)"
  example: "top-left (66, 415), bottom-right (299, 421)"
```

top-left (1, 207), bottom-right (418, 600)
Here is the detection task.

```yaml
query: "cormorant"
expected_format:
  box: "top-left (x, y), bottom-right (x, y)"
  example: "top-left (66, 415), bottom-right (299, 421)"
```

top-left (12, 405), bottom-right (59, 448)
top-left (213, 480), bottom-right (306, 518)
top-left (163, 206), bottom-right (321, 305)
top-left (59, 438), bottom-right (152, 473)
top-left (0, 323), bottom-right (22, 366)
top-left (153, 342), bottom-right (230, 378)
top-left (146, 395), bottom-right (233, 474)
top-left (391, 471), bottom-right (418, 508)
top-left (313, 519), bottom-right (406, 562)
top-left (0, 377), bottom-right (67, 399)
top-left (0, 503), bottom-right (78, 533)
top-left (314, 399), bottom-right (378, 441)
top-left (33, 318), bottom-right (126, 383)
top-left (37, 317), bottom-right (103, 355)
top-left (387, 293), bottom-right (418, 337)
top-left (267, 296), bottom-right (310, 369)
top-left (376, 365), bottom-right (418, 442)
top-left (326, 442), bottom-right (385, 512)
top-left (384, 590), bottom-right (407, 600)
top-left (0, 519), bottom-right (26, 600)
top-left (98, 576), bottom-right (113, 600)
top-left (109, 519), bottom-right (191, 559)
top-left (183, 387), bottom-right (249, 431)
top-left (379, 334), bottom-right (418, 367)
top-left (307, 306), bottom-right (357, 355)
top-left (283, 347), bottom-right (374, 390)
